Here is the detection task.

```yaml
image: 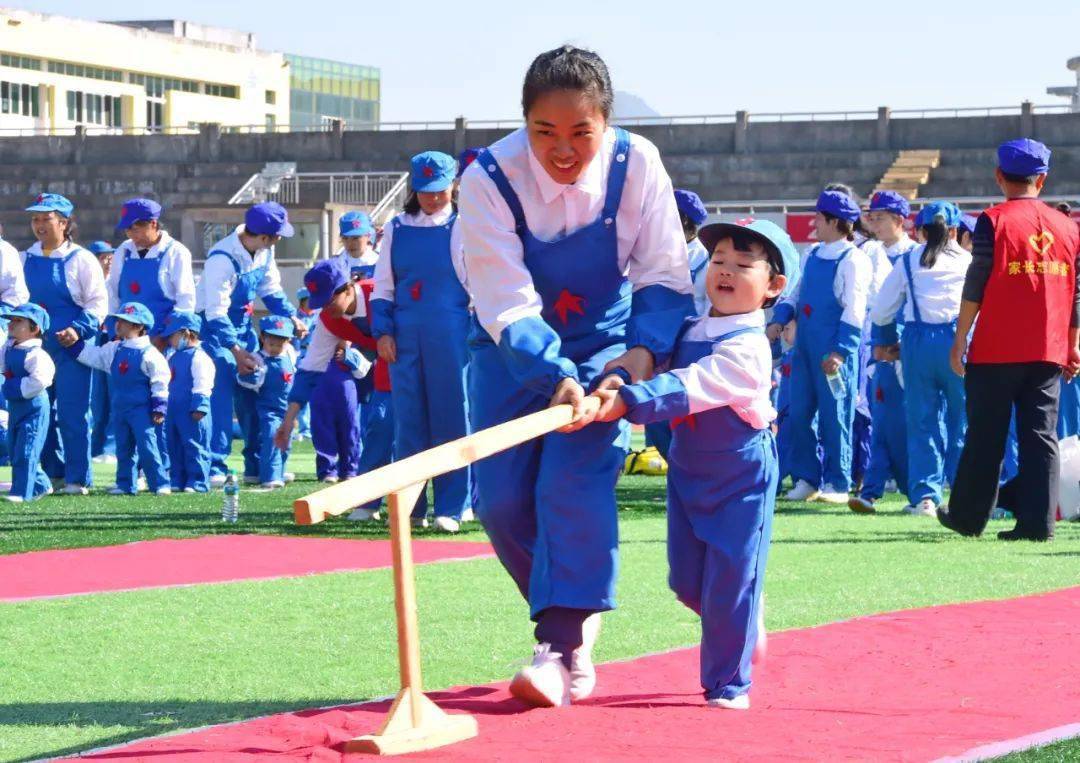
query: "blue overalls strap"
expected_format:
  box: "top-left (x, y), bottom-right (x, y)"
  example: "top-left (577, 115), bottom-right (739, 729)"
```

top-left (475, 150), bottom-right (528, 237)
top-left (206, 249), bottom-right (241, 272)
top-left (715, 325), bottom-right (764, 343)
top-left (600, 127), bottom-right (631, 221)
top-left (901, 250), bottom-right (922, 324)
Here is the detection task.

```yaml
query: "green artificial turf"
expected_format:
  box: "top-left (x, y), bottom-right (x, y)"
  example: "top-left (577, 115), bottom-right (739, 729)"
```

top-left (1, 441), bottom-right (1078, 761)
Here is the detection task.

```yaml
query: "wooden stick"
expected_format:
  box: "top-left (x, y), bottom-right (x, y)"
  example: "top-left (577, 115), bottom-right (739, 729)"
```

top-left (386, 483), bottom-right (426, 726)
top-left (295, 397), bottom-right (601, 525)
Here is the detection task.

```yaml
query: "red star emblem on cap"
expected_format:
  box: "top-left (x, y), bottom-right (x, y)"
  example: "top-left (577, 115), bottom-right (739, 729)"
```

top-left (802, 304), bottom-right (812, 318)
top-left (736, 216), bottom-right (756, 225)
top-left (551, 289), bottom-right (586, 325)
top-left (121, 204), bottom-right (129, 217)
top-left (351, 220), bottom-right (361, 228)
top-left (410, 281), bottom-right (422, 301)
top-left (422, 166), bottom-right (434, 178)
top-left (306, 280), bottom-right (318, 293)
top-left (275, 320), bottom-right (284, 329)
top-left (670, 414), bottom-right (697, 431)
top-left (124, 305), bottom-right (135, 314)
top-left (36, 194), bottom-right (45, 203)
top-left (129, 281), bottom-right (141, 295)
top-left (118, 360), bottom-right (130, 375)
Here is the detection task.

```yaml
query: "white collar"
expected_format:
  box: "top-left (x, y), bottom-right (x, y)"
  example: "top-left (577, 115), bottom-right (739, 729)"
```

top-left (122, 230), bottom-right (173, 258)
top-left (884, 235), bottom-right (916, 254)
top-left (401, 205), bottom-right (453, 226)
top-left (12, 338), bottom-right (42, 349)
top-left (525, 127), bottom-right (609, 204)
top-left (121, 334), bottom-right (151, 349)
top-left (25, 239), bottom-right (77, 257)
top-left (702, 309), bottom-right (765, 339)
top-left (816, 239), bottom-right (854, 257)
top-left (225, 226), bottom-right (268, 260)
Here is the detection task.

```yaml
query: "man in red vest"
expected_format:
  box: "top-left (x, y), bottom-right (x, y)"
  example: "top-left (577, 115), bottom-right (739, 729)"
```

top-left (940, 139), bottom-right (1080, 541)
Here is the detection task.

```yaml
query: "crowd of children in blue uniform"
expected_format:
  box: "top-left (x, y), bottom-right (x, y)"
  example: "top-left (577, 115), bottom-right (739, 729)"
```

top-left (2, 43), bottom-right (1076, 720)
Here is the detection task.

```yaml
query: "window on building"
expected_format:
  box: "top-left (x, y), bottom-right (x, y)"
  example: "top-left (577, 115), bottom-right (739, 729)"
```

top-left (65, 90), bottom-right (123, 127)
top-left (205, 83), bottom-right (239, 99)
top-left (265, 113), bottom-right (276, 130)
top-left (1, 53), bottom-right (40, 71)
top-left (1, 81), bottom-right (41, 118)
top-left (265, 90), bottom-right (276, 105)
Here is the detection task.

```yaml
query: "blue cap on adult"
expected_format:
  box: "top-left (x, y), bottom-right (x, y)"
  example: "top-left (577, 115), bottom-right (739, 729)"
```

top-left (998, 138), bottom-right (1050, 177)
top-left (411, 151), bottom-right (456, 193)
top-left (697, 218), bottom-right (802, 300)
top-left (88, 240), bottom-right (115, 255)
top-left (674, 189), bottom-right (708, 226)
top-left (816, 190), bottom-right (861, 223)
top-left (112, 301), bottom-right (156, 330)
top-left (162, 310), bottom-right (202, 336)
top-left (259, 314), bottom-right (295, 338)
top-left (915, 201), bottom-right (963, 228)
top-left (339, 210), bottom-right (375, 238)
top-left (117, 198), bottom-right (162, 230)
top-left (26, 193), bottom-right (74, 217)
top-left (3, 302), bottom-right (50, 333)
top-left (868, 190), bottom-right (911, 219)
top-left (303, 258), bottom-right (349, 310)
top-left (245, 201), bottom-right (294, 238)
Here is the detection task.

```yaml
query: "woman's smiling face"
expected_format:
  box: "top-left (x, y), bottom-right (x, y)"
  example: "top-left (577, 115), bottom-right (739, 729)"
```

top-left (525, 89), bottom-right (607, 186)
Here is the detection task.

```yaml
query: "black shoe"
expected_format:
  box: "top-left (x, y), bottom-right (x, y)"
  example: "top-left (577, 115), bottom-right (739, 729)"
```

top-left (936, 506), bottom-right (981, 537)
top-left (996, 528), bottom-right (1051, 542)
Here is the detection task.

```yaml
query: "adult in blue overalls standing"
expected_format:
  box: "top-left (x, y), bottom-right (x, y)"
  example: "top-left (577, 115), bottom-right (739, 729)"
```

top-left (21, 193), bottom-right (108, 494)
top-left (458, 46), bottom-right (693, 707)
top-left (196, 202), bottom-right (307, 486)
top-left (371, 151), bottom-right (471, 533)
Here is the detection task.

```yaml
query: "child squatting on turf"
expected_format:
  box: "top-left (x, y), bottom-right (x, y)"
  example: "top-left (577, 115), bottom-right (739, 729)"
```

top-left (594, 219), bottom-right (799, 709)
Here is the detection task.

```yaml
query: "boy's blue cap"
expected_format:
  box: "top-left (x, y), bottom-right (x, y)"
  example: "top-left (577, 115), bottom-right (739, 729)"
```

top-left (457, 147), bottom-right (481, 178)
top-left (245, 201), bottom-right (294, 238)
top-left (88, 240), bottom-right (114, 255)
top-left (303, 258), bottom-right (349, 310)
top-left (697, 218), bottom-right (802, 300)
top-left (816, 190), bottom-right (861, 223)
top-left (162, 310), bottom-right (201, 336)
top-left (260, 314), bottom-right (295, 338)
top-left (25, 193), bottom-right (74, 217)
top-left (868, 190), bottom-right (910, 219)
top-left (296, 286), bottom-right (310, 301)
top-left (3, 302), bottom-right (50, 333)
top-left (411, 151), bottom-right (456, 193)
top-left (339, 210), bottom-right (375, 238)
top-left (998, 139), bottom-right (1050, 176)
top-left (916, 200), bottom-right (963, 228)
top-left (111, 302), bottom-right (155, 330)
top-left (117, 198), bottom-right (161, 230)
top-left (959, 214), bottom-right (978, 235)
top-left (674, 189), bottom-right (708, 226)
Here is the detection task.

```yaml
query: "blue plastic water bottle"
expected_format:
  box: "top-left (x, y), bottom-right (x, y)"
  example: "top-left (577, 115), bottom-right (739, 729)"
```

top-left (222, 471), bottom-right (239, 523)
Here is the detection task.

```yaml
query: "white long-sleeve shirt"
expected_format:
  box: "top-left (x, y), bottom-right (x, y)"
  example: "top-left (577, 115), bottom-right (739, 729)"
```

top-left (185, 346), bottom-right (216, 398)
top-left (0, 338), bottom-right (53, 398)
top-left (21, 240), bottom-right (108, 322)
top-left (297, 283), bottom-right (372, 378)
top-left (108, 231), bottom-right (196, 313)
top-left (871, 241), bottom-right (972, 326)
top-left (372, 206), bottom-right (468, 303)
top-left (671, 310), bottom-right (776, 429)
top-left (0, 239), bottom-right (29, 307)
top-left (76, 335), bottom-right (169, 401)
top-left (861, 238), bottom-right (890, 305)
top-left (195, 226), bottom-right (286, 320)
top-left (781, 239), bottom-right (872, 330)
top-left (458, 126), bottom-right (692, 341)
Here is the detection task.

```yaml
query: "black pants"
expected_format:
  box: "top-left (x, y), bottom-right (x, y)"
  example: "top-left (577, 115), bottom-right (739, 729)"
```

top-left (948, 362), bottom-right (1060, 538)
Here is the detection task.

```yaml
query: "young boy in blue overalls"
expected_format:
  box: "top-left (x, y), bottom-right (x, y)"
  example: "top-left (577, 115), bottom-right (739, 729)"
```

top-left (237, 315), bottom-right (297, 488)
top-left (161, 311), bottom-right (215, 493)
top-left (1, 303), bottom-right (55, 502)
top-left (596, 219), bottom-right (798, 709)
top-left (65, 302), bottom-right (170, 495)
top-left (768, 190), bottom-right (871, 503)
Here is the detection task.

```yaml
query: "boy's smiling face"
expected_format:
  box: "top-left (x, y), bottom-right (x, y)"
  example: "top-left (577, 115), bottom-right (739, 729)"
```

top-left (261, 334), bottom-right (288, 357)
top-left (705, 236), bottom-right (786, 317)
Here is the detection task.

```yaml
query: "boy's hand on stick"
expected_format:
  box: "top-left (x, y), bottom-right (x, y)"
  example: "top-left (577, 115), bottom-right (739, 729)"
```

top-left (550, 377), bottom-right (596, 433)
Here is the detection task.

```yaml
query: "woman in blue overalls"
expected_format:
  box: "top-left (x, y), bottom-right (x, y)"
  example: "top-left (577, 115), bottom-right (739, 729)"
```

top-left (370, 151), bottom-right (471, 533)
top-left (871, 201), bottom-right (971, 516)
top-left (458, 46), bottom-right (693, 707)
top-left (197, 202), bottom-right (304, 484)
top-left (21, 194), bottom-right (109, 494)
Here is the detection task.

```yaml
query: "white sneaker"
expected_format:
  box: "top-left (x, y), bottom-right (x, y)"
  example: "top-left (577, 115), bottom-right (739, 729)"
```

top-left (283, 472), bottom-right (295, 484)
top-left (884, 479), bottom-right (898, 493)
top-left (461, 507), bottom-right (476, 522)
top-left (434, 516), bottom-right (460, 534)
top-left (510, 644), bottom-right (571, 708)
top-left (61, 484), bottom-right (89, 496)
top-left (209, 474), bottom-right (227, 488)
top-left (848, 496), bottom-right (875, 514)
top-left (261, 481), bottom-right (285, 490)
top-left (907, 499), bottom-right (937, 517)
top-left (816, 485), bottom-right (849, 504)
top-left (107, 486), bottom-right (128, 496)
top-left (183, 487), bottom-right (196, 494)
top-left (155, 487), bottom-right (172, 496)
top-left (411, 517), bottom-right (429, 529)
top-left (785, 480), bottom-right (820, 502)
top-left (5, 495), bottom-right (22, 503)
top-left (243, 475), bottom-right (260, 485)
top-left (570, 613), bottom-right (601, 701)
top-left (321, 476), bottom-right (339, 484)
top-left (707, 694), bottom-right (750, 710)
top-left (347, 507), bottom-right (381, 522)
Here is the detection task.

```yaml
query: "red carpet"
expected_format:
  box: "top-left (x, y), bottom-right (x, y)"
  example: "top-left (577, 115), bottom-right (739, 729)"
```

top-left (0, 535), bottom-right (492, 601)
top-left (78, 586), bottom-right (1080, 761)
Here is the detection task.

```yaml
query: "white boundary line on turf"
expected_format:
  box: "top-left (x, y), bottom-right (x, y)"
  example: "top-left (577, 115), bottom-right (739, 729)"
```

top-left (1, 552), bottom-right (495, 604)
top-left (932, 722), bottom-right (1080, 762)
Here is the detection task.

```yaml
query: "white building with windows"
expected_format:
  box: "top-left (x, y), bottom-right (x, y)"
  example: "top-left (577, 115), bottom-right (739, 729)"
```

top-left (0, 8), bottom-right (290, 133)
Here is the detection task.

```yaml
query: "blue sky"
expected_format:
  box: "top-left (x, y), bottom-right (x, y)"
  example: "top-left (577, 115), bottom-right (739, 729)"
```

top-left (15, 0), bottom-right (1080, 122)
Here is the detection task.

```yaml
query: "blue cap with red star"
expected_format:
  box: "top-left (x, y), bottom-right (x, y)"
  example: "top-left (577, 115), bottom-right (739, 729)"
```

top-left (163, 310), bottom-right (201, 336)
top-left (339, 210), bottom-right (375, 238)
top-left (2, 302), bottom-right (50, 333)
top-left (25, 193), bottom-right (74, 217)
top-left (111, 302), bottom-right (155, 330)
top-left (117, 198), bottom-right (162, 230)
top-left (259, 314), bottom-right (295, 338)
top-left (411, 151), bottom-right (456, 193)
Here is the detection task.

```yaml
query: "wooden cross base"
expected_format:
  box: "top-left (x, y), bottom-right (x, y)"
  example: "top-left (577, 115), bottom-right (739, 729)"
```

top-left (345, 687), bottom-right (478, 755)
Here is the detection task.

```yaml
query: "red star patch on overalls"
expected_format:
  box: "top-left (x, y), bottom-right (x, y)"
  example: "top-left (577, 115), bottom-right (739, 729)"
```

top-left (283, 371), bottom-right (294, 383)
top-left (670, 414), bottom-right (697, 431)
top-left (118, 360), bottom-right (130, 375)
top-left (781, 363), bottom-right (791, 378)
top-left (3, 370), bottom-right (12, 379)
top-left (803, 304), bottom-right (812, 318)
top-left (244, 303), bottom-right (254, 316)
top-left (876, 385), bottom-right (885, 402)
top-left (410, 281), bottom-right (422, 301)
top-left (129, 281), bottom-right (141, 295)
top-left (552, 289), bottom-right (586, 325)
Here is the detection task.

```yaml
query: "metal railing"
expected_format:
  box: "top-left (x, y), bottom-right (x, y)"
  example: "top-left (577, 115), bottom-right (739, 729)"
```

top-left (229, 168), bottom-right (407, 208)
top-left (705, 193), bottom-right (1080, 215)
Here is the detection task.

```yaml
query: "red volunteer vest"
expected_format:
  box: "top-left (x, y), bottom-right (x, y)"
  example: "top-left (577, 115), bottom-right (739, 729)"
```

top-left (968, 199), bottom-right (1079, 366)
